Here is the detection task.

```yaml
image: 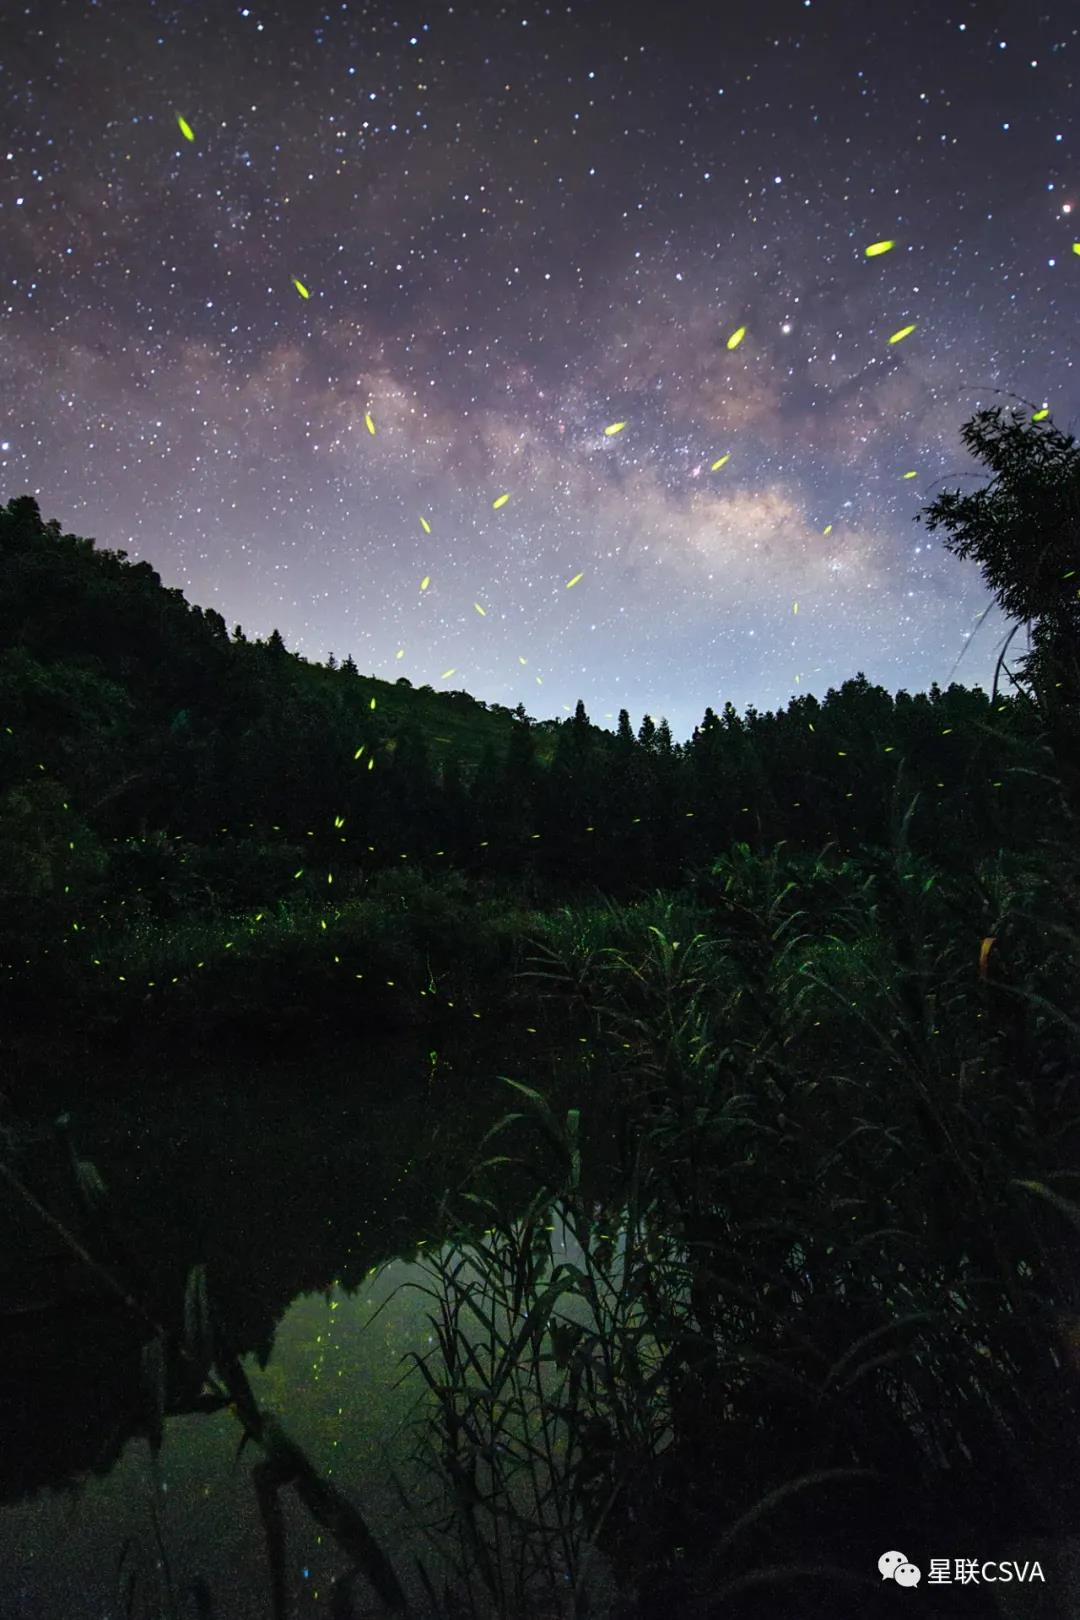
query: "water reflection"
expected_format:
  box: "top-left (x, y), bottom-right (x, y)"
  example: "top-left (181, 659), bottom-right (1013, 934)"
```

top-left (0, 1215), bottom-right (614, 1616)
top-left (0, 1029), bottom-right (594, 1617)
top-left (0, 1260), bottom-right (435, 1616)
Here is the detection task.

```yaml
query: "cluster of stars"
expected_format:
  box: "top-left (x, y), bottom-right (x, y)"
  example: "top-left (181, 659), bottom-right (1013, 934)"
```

top-left (2, 2), bottom-right (1078, 737)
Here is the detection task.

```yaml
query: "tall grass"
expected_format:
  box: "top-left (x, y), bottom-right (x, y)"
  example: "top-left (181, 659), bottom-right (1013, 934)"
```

top-left (6, 806), bottom-right (1079, 1615)
top-left (398, 807), bottom-right (1080, 1615)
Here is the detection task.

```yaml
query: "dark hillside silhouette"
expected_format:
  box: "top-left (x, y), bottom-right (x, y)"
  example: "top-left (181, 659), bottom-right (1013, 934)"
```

top-left (2, 409), bottom-right (1079, 1056)
top-left (2, 408), bottom-right (1080, 1618)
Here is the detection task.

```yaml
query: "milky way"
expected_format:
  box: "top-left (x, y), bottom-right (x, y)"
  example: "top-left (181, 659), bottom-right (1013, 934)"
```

top-left (4, 0), bottom-right (1079, 738)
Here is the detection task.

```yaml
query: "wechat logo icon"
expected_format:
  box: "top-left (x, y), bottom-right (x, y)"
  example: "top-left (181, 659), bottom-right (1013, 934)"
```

top-left (880, 1550), bottom-right (921, 1588)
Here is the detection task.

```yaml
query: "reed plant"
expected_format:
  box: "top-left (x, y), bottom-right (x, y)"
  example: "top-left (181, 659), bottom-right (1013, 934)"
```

top-left (395, 805), bottom-right (1080, 1616)
top-left (6, 805), bottom-right (1078, 1616)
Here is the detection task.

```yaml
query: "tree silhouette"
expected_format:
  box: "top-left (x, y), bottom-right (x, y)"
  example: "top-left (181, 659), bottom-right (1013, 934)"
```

top-left (1, 482), bottom-right (1072, 965)
top-left (503, 710), bottom-right (537, 797)
top-left (919, 406), bottom-right (1080, 814)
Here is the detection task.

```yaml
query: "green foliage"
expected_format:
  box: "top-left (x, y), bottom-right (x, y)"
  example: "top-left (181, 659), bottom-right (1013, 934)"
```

top-left (402, 821), bottom-right (1080, 1614)
top-left (0, 777), bottom-right (108, 976)
top-left (919, 404), bottom-right (1080, 812)
top-left (2, 469), bottom-right (1078, 1060)
top-left (5, 408), bottom-right (1080, 1614)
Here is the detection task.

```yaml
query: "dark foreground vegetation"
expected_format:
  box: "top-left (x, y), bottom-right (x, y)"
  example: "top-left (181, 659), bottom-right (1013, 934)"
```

top-left (2, 404), bottom-right (1080, 1617)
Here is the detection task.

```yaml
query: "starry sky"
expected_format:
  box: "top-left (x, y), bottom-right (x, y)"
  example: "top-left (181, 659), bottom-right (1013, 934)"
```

top-left (4, 0), bottom-right (1079, 740)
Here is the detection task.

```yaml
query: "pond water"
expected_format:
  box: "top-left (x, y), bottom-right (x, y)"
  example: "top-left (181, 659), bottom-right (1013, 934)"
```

top-left (0, 1026), bottom-right (601, 1618)
top-left (10, 1030), bottom-right (1078, 1620)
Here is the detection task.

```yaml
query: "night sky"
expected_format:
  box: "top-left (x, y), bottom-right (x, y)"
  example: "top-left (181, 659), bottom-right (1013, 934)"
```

top-left (4, 1), bottom-right (1078, 740)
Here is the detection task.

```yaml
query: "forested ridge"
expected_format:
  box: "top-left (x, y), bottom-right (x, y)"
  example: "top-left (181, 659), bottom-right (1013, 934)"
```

top-left (1, 405), bottom-right (1078, 1063)
top-left (3, 407), bottom-right (1080, 1616)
